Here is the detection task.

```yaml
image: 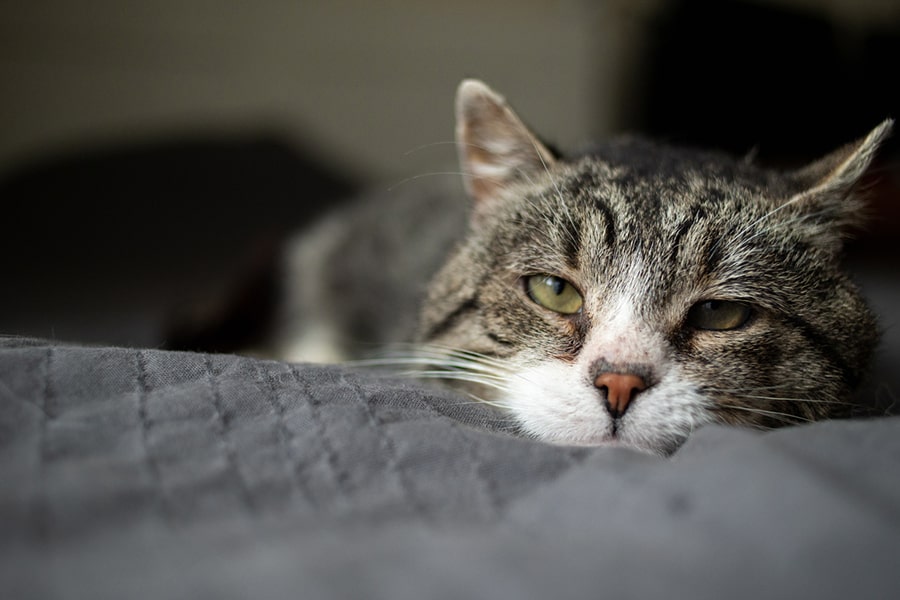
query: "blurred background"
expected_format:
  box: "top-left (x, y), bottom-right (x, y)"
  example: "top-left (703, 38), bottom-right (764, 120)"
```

top-left (1, 0), bottom-right (898, 400)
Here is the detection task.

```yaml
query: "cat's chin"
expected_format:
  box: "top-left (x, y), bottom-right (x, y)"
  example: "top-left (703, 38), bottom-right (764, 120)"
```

top-left (537, 433), bottom-right (674, 457)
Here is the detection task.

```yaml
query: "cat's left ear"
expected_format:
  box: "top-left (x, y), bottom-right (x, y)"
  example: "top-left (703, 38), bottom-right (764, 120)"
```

top-left (786, 119), bottom-right (893, 249)
top-left (455, 79), bottom-right (556, 212)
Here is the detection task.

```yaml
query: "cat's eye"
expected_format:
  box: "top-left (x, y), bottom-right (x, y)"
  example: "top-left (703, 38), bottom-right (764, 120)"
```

top-left (686, 300), bottom-right (752, 331)
top-left (526, 274), bottom-right (583, 315)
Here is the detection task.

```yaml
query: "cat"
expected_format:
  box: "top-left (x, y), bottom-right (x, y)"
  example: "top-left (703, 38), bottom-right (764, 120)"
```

top-left (272, 79), bottom-right (892, 456)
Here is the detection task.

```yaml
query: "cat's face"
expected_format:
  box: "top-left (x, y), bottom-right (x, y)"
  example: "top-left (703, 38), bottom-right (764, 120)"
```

top-left (417, 80), bottom-right (889, 455)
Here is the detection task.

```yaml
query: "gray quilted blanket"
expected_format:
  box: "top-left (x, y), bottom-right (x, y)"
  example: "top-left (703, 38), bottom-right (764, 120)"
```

top-left (2, 336), bottom-right (899, 599)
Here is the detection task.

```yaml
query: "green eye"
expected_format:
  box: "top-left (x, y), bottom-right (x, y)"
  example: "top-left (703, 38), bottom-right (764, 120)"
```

top-left (687, 300), bottom-right (752, 331)
top-left (526, 274), bottom-right (583, 315)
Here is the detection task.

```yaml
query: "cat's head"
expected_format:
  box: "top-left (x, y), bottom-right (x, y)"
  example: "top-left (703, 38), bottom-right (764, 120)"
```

top-left (417, 79), bottom-right (891, 455)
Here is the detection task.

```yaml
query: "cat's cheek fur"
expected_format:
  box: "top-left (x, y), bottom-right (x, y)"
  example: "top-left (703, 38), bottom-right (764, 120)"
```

top-left (502, 361), bottom-right (713, 456)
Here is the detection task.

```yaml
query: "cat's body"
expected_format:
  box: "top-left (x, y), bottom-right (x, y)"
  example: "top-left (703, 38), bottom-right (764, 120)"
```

top-left (273, 175), bottom-right (468, 364)
top-left (271, 80), bottom-right (891, 455)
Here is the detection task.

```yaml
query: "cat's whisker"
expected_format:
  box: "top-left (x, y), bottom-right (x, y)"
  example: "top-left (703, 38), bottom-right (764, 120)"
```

top-left (525, 134), bottom-right (584, 253)
top-left (710, 382), bottom-right (803, 393)
top-left (387, 162), bottom-right (544, 195)
top-left (736, 207), bottom-right (838, 250)
top-left (400, 357), bottom-right (513, 381)
top-left (454, 141), bottom-right (545, 188)
top-left (733, 192), bottom-right (809, 241)
top-left (359, 357), bottom-right (517, 412)
top-left (401, 139), bottom-right (459, 156)
top-left (529, 194), bottom-right (581, 254)
top-left (526, 133), bottom-right (563, 203)
top-left (359, 358), bottom-right (516, 394)
top-left (401, 139), bottom-right (538, 180)
top-left (415, 346), bottom-right (516, 372)
top-left (707, 385), bottom-right (852, 409)
top-left (414, 368), bottom-right (511, 386)
top-left (413, 371), bottom-right (514, 393)
top-left (709, 192), bottom-right (815, 258)
top-left (352, 345), bottom-right (539, 407)
top-left (385, 171), bottom-right (497, 192)
top-left (397, 344), bottom-right (517, 373)
top-left (354, 355), bottom-right (507, 377)
top-left (384, 346), bottom-right (568, 410)
top-left (739, 395), bottom-right (852, 407)
top-left (457, 391), bottom-right (516, 412)
top-left (715, 402), bottom-right (815, 424)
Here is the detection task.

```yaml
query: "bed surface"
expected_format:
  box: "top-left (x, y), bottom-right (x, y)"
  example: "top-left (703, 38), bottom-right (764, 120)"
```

top-left (2, 336), bottom-right (899, 599)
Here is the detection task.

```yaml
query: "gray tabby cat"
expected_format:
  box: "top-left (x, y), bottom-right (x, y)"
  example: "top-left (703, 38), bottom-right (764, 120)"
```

top-left (274, 80), bottom-right (891, 455)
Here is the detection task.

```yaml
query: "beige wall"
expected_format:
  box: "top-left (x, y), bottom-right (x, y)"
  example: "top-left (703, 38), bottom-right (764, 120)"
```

top-left (4, 0), bottom-right (894, 182)
top-left (0, 0), bottom-right (658, 182)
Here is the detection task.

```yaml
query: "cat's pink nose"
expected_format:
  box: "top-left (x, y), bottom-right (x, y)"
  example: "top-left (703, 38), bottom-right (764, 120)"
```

top-left (594, 372), bottom-right (647, 418)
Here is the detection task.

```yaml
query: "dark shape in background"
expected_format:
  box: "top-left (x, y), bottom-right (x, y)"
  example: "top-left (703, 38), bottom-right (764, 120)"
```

top-left (634, 0), bottom-right (900, 255)
top-left (0, 136), bottom-right (356, 348)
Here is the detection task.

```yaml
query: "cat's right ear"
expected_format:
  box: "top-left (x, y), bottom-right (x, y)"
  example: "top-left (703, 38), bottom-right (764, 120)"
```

top-left (455, 79), bottom-right (556, 212)
top-left (786, 119), bottom-right (893, 240)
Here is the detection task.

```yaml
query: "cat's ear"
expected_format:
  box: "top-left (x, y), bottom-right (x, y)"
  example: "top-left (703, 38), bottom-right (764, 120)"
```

top-left (455, 79), bottom-right (556, 209)
top-left (786, 119), bottom-right (893, 249)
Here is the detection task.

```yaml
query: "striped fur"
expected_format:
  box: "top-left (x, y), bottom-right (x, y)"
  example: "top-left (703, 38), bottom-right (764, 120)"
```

top-left (414, 80), bottom-right (890, 454)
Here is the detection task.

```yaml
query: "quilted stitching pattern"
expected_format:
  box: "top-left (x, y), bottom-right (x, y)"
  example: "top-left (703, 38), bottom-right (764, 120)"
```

top-left (0, 339), bottom-right (566, 542)
top-left (2, 337), bottom-right (900, 600)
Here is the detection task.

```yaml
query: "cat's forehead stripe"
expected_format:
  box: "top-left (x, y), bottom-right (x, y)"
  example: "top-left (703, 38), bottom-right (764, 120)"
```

top-left (589, 197), bottom-right (617, 247)
top-left (560, 210), bottom-right (582, 271)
